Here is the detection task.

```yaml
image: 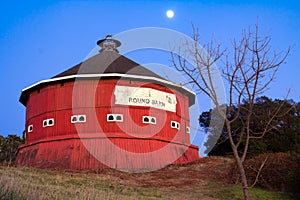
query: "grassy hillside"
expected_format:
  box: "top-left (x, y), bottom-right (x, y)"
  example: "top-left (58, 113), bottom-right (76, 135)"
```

top-left (0, 157), bottom-right (298, 200)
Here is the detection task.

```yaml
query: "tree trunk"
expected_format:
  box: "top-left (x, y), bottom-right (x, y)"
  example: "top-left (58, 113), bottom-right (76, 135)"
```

top-left (234, 152), bottom-right (251, 200)
top-left (226, 119), bottom-right (251, 200)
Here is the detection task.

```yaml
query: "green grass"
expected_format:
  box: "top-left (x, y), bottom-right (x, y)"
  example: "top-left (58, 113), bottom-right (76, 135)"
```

top-left (210, 184), bottom-right (300, 200)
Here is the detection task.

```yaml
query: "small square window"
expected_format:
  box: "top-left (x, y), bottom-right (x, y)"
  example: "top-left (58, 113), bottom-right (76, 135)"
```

top-left (78, 115), bottom-right (86, 122)
top-left (171, 121), bottom-right (176, 128)
top-left (115, 114), bottom-right (123, 122)
top-left (143, 116), bottom-right (150, 123)
top-left (107, 114), bottom-right (114, 122)
top-left (27, 125), bottom-right (33, 133)
top-left (116, 115), bottom-right (122, 121)
top-left (43, 120), bottom-right (48, 127)
top-left (186, 126), bottom-right (190, 134)
top-left (48, 118), bottom-right (54, 126)
top-left (151, 117), bottom-right (156, 124)
top-left (71, 116), bottom-right (77, 123)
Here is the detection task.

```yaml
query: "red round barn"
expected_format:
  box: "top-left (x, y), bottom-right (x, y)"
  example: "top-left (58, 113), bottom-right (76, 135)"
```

top-left (16, 36), bottom-right (199, 172)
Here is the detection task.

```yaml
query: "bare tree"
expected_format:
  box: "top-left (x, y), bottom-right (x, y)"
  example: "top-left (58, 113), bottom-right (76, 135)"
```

top-left (171, 23), bottom-right (291, 200)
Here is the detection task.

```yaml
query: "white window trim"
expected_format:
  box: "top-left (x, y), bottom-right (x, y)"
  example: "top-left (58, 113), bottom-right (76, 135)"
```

top-left (43, 118), bottom-right (55, 127)
top-left (171, 121), bottom-right (176, 128)
top-left (107, 114), bottom-right (123, 122)
top-left (27, 124), bottom-right (33, 133)
top-left (177, 122), bottom-right (180, 129)
top-left (171, 120), bottom-right (180, 130)
top-left (48, 118), bottom-right (54, 127)
top-left (71, 115), bottom-right (86, 123)
top-left (43, 119), bottom-right (48, 127)
top-left (142, 116), bottom-right (156, 124)
top-left (107, 114), bottom-right (114, 122)
top-left (78, 115), bottom-right (86, 122)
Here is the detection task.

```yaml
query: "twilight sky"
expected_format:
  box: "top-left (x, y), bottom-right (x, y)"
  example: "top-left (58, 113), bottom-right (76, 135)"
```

top-left (0, 0), bottom-right (299, 155)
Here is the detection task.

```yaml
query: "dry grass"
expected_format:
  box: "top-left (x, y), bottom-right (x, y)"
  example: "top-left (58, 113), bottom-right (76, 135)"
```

top-left (0, 166), bottom-right (164, 200)
top-left (1, 157), bottom-right (227, 200)
top-left (1, 157), bottom-right (296, 200)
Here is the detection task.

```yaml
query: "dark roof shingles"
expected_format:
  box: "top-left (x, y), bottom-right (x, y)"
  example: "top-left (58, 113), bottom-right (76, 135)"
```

top-left (53, 51), bottom-right (163, 79)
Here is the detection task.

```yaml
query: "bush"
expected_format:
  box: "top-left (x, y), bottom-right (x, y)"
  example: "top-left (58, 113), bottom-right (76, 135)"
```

top-left (0, 135), bottom-right (23, 164)
top-left (231, 152), bottom-right (300, 193)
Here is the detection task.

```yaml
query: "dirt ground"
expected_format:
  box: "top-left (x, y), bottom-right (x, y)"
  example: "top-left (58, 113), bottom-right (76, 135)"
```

top-left (1, 157), bottom-right (235, 200)
top-left (91, 157), bottom-right (234, 199)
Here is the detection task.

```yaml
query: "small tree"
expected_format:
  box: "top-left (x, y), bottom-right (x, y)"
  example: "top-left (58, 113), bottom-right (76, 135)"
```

top-left (171, 23), bottom-right (290, 200)
top-left (201, 97), bottom-right (300, 157)
top-left (0, 134), bottom-right (23, 165)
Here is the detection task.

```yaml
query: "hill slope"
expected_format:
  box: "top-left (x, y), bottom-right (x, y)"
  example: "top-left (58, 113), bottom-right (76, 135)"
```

top-left (0, 157), bottom-right (296, 200)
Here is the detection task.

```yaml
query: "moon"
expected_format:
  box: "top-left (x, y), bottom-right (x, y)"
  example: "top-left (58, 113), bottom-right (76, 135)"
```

top-left (166, 10), bottom-right (174, 19)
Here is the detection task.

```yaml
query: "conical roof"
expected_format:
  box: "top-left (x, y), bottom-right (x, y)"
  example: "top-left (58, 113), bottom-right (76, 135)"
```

top-left (20, 49), bottom-right (195, 106)
top-left (52, 50), bottom-right (163, 79)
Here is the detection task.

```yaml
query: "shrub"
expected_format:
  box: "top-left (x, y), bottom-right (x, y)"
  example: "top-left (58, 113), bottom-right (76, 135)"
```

top-left (230, 152), bottom-right (300, 193)
top-left (0, 134), bottom-right (23, 164)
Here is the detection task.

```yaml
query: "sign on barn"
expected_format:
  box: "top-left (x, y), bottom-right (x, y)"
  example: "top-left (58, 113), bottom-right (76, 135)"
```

top-left (114, 85), bottom-right (177, 112)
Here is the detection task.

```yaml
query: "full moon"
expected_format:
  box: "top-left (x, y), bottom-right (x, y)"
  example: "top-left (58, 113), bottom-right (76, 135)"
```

top-left (166, 10), bottom-right (174, 18)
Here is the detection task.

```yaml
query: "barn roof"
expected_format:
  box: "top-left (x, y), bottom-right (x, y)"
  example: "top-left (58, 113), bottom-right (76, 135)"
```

top-left (52, 50), bottom-right (163, 79)
top-left (19, 36), bottom-right (196, 106)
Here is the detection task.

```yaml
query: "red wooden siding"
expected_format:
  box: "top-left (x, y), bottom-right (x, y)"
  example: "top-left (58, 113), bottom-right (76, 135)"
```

top-left (18, 78), bottom-right (199, 170)
top-left (16, 137), bottom-right (199, 171)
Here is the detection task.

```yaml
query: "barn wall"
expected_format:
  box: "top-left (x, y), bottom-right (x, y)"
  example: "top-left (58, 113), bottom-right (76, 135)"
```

top-left (25, 79), bottom-right (191, 145)
top-left (19, 78), bottom-right (198, 169)
top-left (16, 136), bottom-right (199, 171)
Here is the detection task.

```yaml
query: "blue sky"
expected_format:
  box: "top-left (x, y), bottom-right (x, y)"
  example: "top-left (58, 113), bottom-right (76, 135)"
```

top-left (0, 1), bottom-right (299, 154)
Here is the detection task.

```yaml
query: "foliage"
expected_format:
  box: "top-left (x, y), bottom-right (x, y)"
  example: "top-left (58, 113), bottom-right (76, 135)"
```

top-left (230, 152), bottom-right (300, 193)
top-left (0, 134), bottom-right (23, 164)
top-left (212, 184), bottom-right (299, 200)
top-left (201, 97), bottom-right (300, 157)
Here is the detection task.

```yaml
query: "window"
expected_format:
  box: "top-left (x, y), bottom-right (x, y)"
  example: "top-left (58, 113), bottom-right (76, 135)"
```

top-left (116, 115), bottom-right (122, 121)
top-left (142, 116), bottom-right (156, 124)
top-left (186, 126), bottom-right (190, 134)
top-left (43, 120), bottom-right (47, 127)
top-left (43, 118), bottom-right (55, 127)
top-left (107, 114), bottom-right (123, 122)
top-left (171, 121), bottom-right (176, 128)
top-left (71, 116), bottom-right (77, 123)
top-left (108, 115), bottom-right (114, 121)
top-left (71, 115), bottom-right (86, 123)
top-left (27, 124), bottom-right (33, 133)
top-left (151, 117), bottom-right (156, 124)
top-left (171, 120), bottom-right (180, 130)
top-left (78, 115), bottom-right (86, 122)
top-left (143, 116), bottom-right (149, 123)
top-left (48, 119), bottom-right (54, 126)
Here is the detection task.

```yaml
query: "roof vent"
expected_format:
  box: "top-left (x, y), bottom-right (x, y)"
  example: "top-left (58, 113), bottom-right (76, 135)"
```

top-left (97, 34), bottom-right (121, 53)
